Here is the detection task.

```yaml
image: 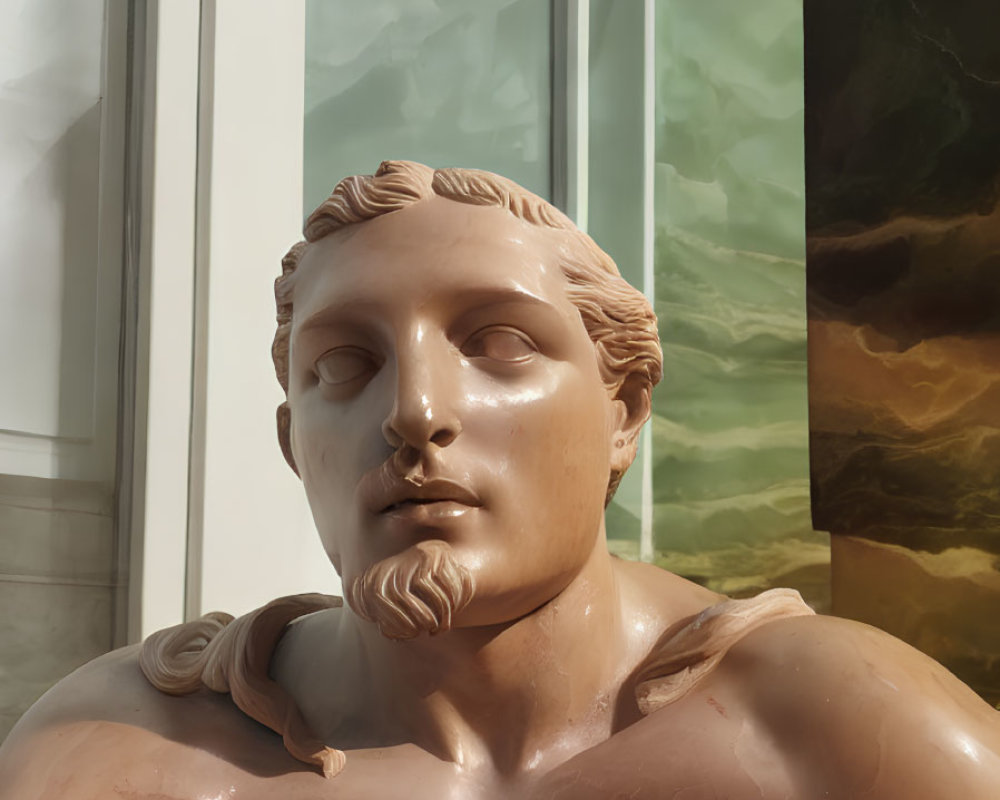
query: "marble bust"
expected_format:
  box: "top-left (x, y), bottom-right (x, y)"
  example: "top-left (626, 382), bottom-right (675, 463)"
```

top-left (1, 161), bottom-right (998, 799)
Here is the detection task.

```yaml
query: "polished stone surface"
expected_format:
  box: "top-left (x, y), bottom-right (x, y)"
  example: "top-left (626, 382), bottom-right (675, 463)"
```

top-left (651, 0), bottom-right (827, 609)
top-left (832, 536), bottom-right (1000, 706)
top-left (805, 0), bottom-right (1000, 700)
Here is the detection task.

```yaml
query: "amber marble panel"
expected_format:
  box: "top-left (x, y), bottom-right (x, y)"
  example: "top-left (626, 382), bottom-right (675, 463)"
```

top-left (805, 0), bottom-right (1000, 701)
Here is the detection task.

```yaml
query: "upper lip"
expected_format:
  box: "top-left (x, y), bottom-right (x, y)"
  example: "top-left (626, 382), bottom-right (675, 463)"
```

top-left (367, 477), bottom-right (483, 514)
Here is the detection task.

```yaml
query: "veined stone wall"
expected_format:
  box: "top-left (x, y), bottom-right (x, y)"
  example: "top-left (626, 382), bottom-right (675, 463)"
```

top-left (805, 0), bottom-right (1000, 704)
top-left (650, 0), bottom-right (826, 610)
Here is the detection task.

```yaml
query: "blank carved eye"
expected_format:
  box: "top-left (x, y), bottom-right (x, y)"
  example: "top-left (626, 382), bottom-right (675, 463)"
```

top-left (314, 347), bottom-right (377, 385)
top-left (463, 327), bottom-right (536, 362)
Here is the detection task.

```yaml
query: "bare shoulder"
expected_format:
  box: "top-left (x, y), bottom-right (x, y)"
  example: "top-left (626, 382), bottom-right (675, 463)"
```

top-left (726, 613), bottom-right (1000, 798)
top-left (0, 646), bottom-right (307, 800)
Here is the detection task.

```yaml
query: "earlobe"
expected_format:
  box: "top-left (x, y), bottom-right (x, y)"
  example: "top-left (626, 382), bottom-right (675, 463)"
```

top-left (276, 402), bottom-right (300, 476)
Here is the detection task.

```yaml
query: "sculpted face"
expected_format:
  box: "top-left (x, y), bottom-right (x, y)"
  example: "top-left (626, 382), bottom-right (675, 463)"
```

top-left (286, 196), bottom-right (628, 630)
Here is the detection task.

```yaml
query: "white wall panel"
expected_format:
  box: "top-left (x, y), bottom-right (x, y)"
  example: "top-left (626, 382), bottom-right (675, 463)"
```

top-left (0, 0), bottom-right (121, 484)
top-left (192, 0), bottom-right (339, 619)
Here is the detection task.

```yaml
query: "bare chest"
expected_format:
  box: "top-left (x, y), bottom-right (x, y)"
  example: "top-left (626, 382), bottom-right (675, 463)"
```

top-left (140, 690), bottom-right (797, 800)
top-left (530, 691), bottom-right (798, 800)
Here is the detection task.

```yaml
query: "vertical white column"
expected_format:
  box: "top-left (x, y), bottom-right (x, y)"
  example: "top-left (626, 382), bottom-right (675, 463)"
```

top-left (128, 0), bottom-right (200, 642)
top-left (639, 0), bottom-right (656, 563)
top-left (564, 0), bottom-right (590, 231)
top-left (191, 0), bottom-right (338, 619)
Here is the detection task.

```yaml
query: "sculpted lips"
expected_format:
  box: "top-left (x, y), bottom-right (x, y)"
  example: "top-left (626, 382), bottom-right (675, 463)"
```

top-left (363, 476), bottom-right (483, 516)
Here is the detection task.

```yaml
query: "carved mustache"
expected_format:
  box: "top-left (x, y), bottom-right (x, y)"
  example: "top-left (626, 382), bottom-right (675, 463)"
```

top-left (356, 450), bottom-right (482, 515)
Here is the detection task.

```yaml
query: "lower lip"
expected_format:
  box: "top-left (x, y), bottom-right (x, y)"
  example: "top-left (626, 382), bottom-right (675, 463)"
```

top-left (381, 501), bottom-right (479, 524)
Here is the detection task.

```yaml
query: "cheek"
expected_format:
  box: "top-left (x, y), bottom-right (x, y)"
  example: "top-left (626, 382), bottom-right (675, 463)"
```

top-left (290, 397), bottom-right (377, 539)
top-left (292, 389), bottom-right (380, 475)
top-left (482, 377), bottom-right (611, 506)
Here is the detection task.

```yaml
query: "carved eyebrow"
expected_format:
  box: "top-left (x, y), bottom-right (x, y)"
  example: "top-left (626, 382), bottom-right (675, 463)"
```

top-left (444, 286), bottom-right (555, 316)
top-left (293, 299), bottom-right (382, 338)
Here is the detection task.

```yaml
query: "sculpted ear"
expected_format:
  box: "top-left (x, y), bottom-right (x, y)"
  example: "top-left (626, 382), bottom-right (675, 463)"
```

top-left (609, 373), bottom-right (652, 478)
top-left (276, 402), bottom-right (300, 476)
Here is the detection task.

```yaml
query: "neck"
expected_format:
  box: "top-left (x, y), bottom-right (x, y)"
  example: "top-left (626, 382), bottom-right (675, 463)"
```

top-left (364, 541), bottom-right (629, 773)
top-left (278, 537), bottom-right (656, 778)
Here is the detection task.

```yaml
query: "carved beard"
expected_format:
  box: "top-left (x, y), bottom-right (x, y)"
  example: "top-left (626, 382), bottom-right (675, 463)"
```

top-left (345, 540), bottom-right (475, 640)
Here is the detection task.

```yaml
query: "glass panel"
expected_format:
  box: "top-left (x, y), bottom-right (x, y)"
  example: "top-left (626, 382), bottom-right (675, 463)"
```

top-left (587, 0), bottom-right (648, 555)
top-left (304, 0), bottom-right (552, 213)
top-left (651, 0), bottom-right (827, 609)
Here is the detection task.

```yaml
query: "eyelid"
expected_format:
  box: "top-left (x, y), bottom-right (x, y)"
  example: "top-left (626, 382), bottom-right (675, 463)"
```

top-left (314, 346), bottom-right (379, 385)
top-left (462, 325), bottom-right (537, 362)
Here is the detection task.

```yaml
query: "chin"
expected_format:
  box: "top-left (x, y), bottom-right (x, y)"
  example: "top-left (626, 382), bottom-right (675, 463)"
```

top-left (451, 566), bottom-right (584, 629)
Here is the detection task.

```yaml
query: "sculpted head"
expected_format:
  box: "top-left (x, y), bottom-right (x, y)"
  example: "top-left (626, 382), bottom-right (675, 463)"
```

top-left (272, 160), bottom-right (662, 639)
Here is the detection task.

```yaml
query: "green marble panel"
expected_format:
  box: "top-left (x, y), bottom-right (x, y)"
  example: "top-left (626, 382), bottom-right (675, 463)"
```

top-left (652, 0), bottom-right (828, 608)
top-left (304, 0), bottom-right (551, 212)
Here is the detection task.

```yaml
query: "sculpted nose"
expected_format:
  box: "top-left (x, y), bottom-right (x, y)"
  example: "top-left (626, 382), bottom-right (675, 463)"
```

top-left (381, 344), bottom-right (462, 451)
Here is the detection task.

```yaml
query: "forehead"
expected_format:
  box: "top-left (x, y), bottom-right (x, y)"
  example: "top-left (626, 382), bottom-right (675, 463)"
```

top-left (290, 196), bottom-right (579, 323)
